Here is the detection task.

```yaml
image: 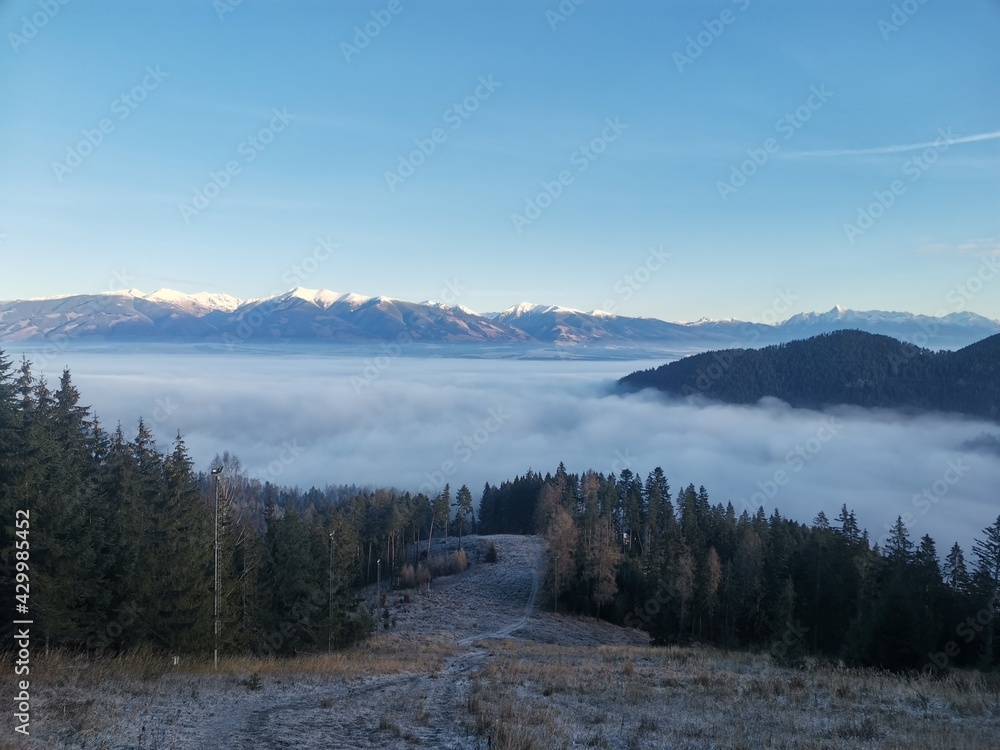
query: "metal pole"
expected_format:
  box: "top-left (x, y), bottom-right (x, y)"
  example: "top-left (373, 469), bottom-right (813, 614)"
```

top-left (215, 474), bottom-right (220, 670)
top-left (328, 529), bottom-right (335, 653)
top-left (211, 467), bottom-right (222, 670)
top-left (376, 557), bottom-right (381, 641)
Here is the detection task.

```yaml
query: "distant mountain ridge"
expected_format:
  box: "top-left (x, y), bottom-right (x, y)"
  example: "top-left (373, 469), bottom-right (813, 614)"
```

top-left (619, 329), bottom-right (1000, 422)
top-left (1, 287), bottom-right (997, 351)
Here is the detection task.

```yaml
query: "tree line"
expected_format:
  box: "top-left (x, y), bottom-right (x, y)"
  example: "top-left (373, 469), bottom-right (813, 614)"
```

top-left (478, 462), bottom-right (1000, 673)
top-left (0, 353), bottom-right (478, 656)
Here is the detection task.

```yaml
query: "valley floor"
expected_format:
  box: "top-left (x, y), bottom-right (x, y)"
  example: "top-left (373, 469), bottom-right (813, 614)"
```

top-left (6, 535), bottom-right (999, 749)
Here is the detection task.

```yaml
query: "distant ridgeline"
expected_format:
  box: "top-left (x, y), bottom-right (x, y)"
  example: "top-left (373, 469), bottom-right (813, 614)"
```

top-left (619, 330), bottom-right (1000, 422)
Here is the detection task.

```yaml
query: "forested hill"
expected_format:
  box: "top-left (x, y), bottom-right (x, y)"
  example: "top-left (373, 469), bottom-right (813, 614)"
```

top-left (619, 330), bottom-right (1000, 421)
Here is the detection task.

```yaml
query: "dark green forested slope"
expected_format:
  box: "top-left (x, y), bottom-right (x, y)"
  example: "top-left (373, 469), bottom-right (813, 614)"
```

top-left (476, 463), bottom-right (1000, 673)
top-left (0, 349), bottom-right (472, 657)
top-left (619, 330), bottom-right (1000, 421)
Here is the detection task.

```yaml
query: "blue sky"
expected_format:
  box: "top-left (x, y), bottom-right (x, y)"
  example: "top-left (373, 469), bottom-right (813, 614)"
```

top-left (1, 0), bottom-right (998, 321)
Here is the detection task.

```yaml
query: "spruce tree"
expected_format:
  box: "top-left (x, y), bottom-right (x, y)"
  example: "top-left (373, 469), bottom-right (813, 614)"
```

top-left (972, 515), bottom-right (1000, 666)
top-left (147, 434), bottom-right (212, 652)
top-left (454, 485), bottom-right (473, 550)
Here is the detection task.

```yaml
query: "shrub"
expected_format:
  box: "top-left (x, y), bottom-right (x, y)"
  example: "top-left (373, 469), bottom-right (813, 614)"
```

top-left (427, 556), bottom-right (451, 578)
top-left (485, 540), bottom-right (499, 563)
top-left (416, 563), bottom-right (431, 588)
top-left (398, 564), bottom-right (417, 589)
top-left (452, 548), bottom-right (469, 574)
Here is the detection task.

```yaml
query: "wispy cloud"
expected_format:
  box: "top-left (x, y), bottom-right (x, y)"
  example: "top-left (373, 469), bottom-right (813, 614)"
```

top-left (784, 129), bottom-right (1000, 158)
top-left (919, 238), bottom-right (1000, 257)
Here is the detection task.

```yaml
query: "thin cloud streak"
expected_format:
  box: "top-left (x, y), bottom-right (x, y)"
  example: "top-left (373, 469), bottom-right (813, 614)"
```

top-left (784, 129), bottom-right (1000, 158)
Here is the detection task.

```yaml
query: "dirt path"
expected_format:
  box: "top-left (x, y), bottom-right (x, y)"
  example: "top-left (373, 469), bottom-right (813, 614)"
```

top-left (199, 535), bottom-right (546, 749)
top-left (457, 536), bottom-right (540, 646)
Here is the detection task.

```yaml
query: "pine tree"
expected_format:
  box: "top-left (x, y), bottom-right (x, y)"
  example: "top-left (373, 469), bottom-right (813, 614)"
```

top-left (433, 484), bottom-right (451, 557)
top-left (146, 434), bottom-right (212, 652)
top-left (9, 366), bottom-right (89, 644)
top-left (35, 370), bottom-right (103, 645)
top-left (478, 483), bottom-right (495, 534)
top-left (0, 352), bottom-right (26, 645)
top-left (943, 542), bottom-right (971, 593)
top-left (453, 484), bottom-right (474, 550)
top-left (0, 350), bottom-right (16, 495)
top-left (259, 502), bottom-right (325, 654)
top-left (89, 422), bottom-right (167, 649)
top-left (836, 504), bottom-right (860, 543)
top-left (671, 541), bottom-right (696, 638)
top-left (972, 515), bottom-right (1000, 666)
top-left (325, 514), bottom-right (365, 648)
top-left (885, 516), bottom-right (914, 565)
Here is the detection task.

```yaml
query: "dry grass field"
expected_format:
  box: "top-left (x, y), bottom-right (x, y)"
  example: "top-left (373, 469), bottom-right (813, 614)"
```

top-left (3, 535), bottom-right (998, 749)
top-left (465, 640), bottom-right (1000, 750)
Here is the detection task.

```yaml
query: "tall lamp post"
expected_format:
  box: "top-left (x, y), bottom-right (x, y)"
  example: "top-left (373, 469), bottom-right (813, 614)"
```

top-left (210, 466), bottom-right (223, 670)
top-left (376, 557), bottom-right (381, 641)
top-left (328, 528), bottom-right (336, 654)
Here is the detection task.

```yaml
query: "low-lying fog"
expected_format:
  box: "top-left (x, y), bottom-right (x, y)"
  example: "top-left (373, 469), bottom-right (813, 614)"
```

top-left (19, 345), bottom-right (1000, 552)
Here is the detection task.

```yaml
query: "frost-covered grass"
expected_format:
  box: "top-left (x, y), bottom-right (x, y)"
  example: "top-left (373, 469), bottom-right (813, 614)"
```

top-left (466, 640), bottom-right (1000, 749)
top-left (3, 634), bottom-right (459, 750)
top-left (24, 636), bottom-right (454, 682)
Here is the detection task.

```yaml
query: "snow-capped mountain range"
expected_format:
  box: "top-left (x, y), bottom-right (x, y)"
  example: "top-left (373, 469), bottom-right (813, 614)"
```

top-left (1, 288), bottom-right (997, 351)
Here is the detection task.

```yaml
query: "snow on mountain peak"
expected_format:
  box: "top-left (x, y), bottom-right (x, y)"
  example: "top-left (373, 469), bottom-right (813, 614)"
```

top-left (100, 288), bottom-right (147, 298)
top-left (499, 302), bottom-right (595, 318)
top-left (266, 286), bottom-right (350, 309)
top-left (259, 288), bottom-right (407, 309)
top-left (500, 302), bottom-right (545, 317)
top-left (286, 287), bottom-right (323, 303)
top-left (142, 288), bottom-right (242, 313)
top-left (336, 292), bottom-right (370, 306)
top-left (145, 288), bottom-right (192, 303)
top-left (683, 316), bottom-right (740, 325)
top-left (421, 300), bottom-right (479, 316)
top-left (188, 292), bottom-right (242, 312)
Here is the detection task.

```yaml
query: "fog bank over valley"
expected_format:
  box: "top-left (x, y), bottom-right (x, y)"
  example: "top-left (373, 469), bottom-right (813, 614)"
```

top-left (21, 346), bottom-right (1000, 552)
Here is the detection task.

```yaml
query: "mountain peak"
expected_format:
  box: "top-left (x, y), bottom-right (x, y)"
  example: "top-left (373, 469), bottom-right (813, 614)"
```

top-left (142, 288), bottom-right (242, 313)
top-left (500, 302), bottom-right (546, 317)
top-left (188, 292), bottom-right (242, 312)
top-left (267, 287), bottom-right (346, 308)
top-left (88, 288), bottom-right (242, 313)
top-left (146, 288), bottom-right (190, 302)
top-left (498, 302), bottom-right (596, 319)
top-left (420, 300), bottom-right (479, 316)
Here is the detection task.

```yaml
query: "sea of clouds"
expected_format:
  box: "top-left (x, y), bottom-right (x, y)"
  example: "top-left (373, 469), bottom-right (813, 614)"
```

top-left (18, 344), bottom-right (1000, 553)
